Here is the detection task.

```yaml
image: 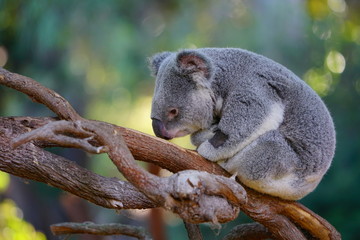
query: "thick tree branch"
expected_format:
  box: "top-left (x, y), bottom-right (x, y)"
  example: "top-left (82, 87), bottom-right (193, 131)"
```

top-left (11, 118), bottom-right (245, 224)
top-left (0, 117), bottom-right (156, 210)
top-left (0, 67), bottom-right (341, 240)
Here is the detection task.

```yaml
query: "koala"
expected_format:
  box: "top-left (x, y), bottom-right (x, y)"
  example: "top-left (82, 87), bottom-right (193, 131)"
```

top-left (149, 48), bottom-right (335, 200)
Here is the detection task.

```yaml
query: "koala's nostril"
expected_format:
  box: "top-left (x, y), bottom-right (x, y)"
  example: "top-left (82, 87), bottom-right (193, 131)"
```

top-left (169, 108), bottom-right (178, 118)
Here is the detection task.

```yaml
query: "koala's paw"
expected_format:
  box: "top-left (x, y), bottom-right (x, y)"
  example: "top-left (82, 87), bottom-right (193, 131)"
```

top-left (197, 129), bottom-right (237, 162)
top-left (191, 124), bottom-right (218, 147)
top-left (197, 140), bottom-right (226, 162)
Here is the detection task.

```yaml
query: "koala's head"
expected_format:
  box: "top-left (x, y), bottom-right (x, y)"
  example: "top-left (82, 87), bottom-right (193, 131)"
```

top-left (149, 50), bottom-right (215, 140)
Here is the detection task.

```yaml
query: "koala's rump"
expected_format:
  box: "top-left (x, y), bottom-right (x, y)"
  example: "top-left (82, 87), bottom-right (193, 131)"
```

top-left (279, 82), bottom-right (335, 176)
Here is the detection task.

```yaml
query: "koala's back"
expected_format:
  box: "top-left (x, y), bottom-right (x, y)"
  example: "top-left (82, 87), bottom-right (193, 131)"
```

top-left (198, 48), bottom-right (335, 178)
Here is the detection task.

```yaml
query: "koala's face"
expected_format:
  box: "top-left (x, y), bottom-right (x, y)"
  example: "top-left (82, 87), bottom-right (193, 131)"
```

top-left (150, 50), bottom-right (215, 140)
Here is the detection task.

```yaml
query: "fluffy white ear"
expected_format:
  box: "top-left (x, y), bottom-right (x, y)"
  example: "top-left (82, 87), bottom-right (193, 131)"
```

top-left (176, 50), bottom-right (214, 80)
top-left (148, 52), bottom-right (172, 76)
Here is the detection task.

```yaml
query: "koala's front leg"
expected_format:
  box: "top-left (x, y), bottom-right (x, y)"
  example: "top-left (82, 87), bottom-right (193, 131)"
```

top-left (197, 92), bottom-right (279, 162)
top-left (197, 130), bottom-right (232, 162)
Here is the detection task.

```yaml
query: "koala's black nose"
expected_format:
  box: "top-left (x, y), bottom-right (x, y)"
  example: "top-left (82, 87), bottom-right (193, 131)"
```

top-left (152, 118), bottom-right (172, 140)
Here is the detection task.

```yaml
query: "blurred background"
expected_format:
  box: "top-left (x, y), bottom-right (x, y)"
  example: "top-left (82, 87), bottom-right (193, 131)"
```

top-left (0, 0), bottom-right (359, 239)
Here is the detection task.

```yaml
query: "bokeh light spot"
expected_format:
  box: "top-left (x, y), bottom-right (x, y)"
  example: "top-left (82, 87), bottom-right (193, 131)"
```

top-left (326, 50), bottom-right (346, 74)
top-left (327, 0), bottom-right (347, 13)
top-left (307, 0), bottom-right (330, 20)
top-left (0, 200), bottom-right (46, 240)
top-left (86, 65), bottom-right (107, 88)
top-left (304, 68), bottom-right (333, 96)
top-left (0, 171), bottom-right (10, 193)
top-left (355, 79), bottom-right (360, 94)
top-left (351, 25), bottom-right (360, 44)
top-left (0, 46), bottom-right (8, 67)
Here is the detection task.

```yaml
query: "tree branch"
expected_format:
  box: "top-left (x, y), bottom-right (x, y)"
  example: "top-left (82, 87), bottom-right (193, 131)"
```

top-left (0, 67), bottom-right (341, 240)
top-left (0, 117), bottom-right (156, 210)
top-left (11, 118), bottom-right (245, 224)
top-left (50, 222), bottom-right (151, 240)
top-left (222, 223), bottom-right (273, 240)
top-left (0, 68), bottom-right (80, 121)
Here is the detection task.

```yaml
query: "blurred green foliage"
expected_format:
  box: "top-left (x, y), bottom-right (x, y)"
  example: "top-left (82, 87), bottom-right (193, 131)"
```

top-left (0, 172), bottom-right (46, 240)
top-left (1, 0), bottom-right (360, 239)
top-left (0, 172), bottom-right (9, 193)
top-left (0, 200), bottom-right (46, 240)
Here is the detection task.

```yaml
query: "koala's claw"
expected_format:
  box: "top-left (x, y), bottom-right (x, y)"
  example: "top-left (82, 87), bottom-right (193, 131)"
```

top-left (209, 130), bottom-right (228, 148)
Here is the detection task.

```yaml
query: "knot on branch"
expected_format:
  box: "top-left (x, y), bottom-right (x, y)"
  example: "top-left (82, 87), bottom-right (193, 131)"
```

top-left (165, 170), bottom-right (246, 224)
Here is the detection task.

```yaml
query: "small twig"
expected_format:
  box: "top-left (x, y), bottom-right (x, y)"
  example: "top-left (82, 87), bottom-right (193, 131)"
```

top-left (51, 222), bottom-right (152, 240)
top-left (222, 223), bottom-right (273, 240)
top-left (11, 120), bottom-right (106, 154)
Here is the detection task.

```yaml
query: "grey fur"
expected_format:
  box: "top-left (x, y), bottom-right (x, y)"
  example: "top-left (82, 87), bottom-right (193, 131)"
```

top-left (149, 48), bottom-right (335, 200)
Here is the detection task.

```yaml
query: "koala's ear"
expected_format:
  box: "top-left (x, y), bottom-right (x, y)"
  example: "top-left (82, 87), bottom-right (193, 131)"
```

top-left (176, 50), bottom-right (214, 80)
top-left (148, 52), bottom-right (172, 76)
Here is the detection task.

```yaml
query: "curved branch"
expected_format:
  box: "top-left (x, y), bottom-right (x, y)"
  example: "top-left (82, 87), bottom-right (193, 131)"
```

top-left (279, 202), bottom-right (340, 240)
top-left (0, 67), bottom-right (80, 121)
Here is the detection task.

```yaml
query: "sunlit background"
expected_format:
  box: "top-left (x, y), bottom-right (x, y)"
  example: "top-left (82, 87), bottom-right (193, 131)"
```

top-left (0, 0), bottom-right (360, 239)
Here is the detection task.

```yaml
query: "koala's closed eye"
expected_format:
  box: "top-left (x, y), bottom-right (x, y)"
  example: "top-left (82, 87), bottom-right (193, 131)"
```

top-left (209, 130), bottom-right (228, 148)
